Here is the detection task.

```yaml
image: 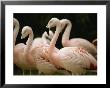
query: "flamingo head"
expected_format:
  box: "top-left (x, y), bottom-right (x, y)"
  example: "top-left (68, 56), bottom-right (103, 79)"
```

top-left (46, 18), bottom-right (60, 29)
top-left (21, 26), bottom-right (32, 39)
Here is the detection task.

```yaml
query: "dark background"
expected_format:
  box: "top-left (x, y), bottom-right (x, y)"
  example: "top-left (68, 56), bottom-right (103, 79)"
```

top-left (14, 13), bottom-right (97, 75)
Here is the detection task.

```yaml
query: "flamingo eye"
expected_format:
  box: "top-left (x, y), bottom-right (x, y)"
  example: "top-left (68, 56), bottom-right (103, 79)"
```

top-left (49, 20), bottom-right (53, 24)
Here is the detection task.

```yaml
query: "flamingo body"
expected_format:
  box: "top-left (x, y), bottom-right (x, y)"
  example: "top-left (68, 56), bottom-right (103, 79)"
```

top-left (63, 38), bottom-right (97, 57)
top-left (14, 25), bottom-right (36, 71)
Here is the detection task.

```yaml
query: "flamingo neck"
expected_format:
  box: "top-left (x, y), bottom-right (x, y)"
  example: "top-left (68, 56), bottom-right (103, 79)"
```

top-left (47, 26), bottom-right (61, 68)
top-left (13, 22), bottom-right (19, 47)
top-left (49, 27), bottom-right (60, 54)
top-left (42, 31), bottom-right (47, 39)
top-left (62, 20), bottom-right (72, 46)
top-left (25, 31), bottom-right (34, 55)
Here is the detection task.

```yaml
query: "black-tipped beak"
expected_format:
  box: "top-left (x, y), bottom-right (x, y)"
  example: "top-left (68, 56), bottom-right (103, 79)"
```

top-left (46, 25), bottom-right (48, 28)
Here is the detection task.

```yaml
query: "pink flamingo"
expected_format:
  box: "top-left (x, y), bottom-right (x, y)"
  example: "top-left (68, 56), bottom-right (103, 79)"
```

top-left (14, 24), bottom-right (36, 74)
top-left (43, 18), bottom-right (97, 75)
top-left (60, 19), bottom-right (97, 58)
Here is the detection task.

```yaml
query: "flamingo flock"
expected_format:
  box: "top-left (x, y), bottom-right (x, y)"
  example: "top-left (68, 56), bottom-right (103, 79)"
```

top-left (13, 17), bottom-right (97, 75)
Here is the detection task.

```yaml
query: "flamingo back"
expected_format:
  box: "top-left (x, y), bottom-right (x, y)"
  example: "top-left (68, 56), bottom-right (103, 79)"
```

top-left (57, 47), bottom-right (97, 75)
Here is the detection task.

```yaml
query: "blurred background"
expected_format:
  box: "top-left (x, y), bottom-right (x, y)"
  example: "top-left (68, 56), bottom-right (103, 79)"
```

top-left (14, 13), bottom-right (97, 75)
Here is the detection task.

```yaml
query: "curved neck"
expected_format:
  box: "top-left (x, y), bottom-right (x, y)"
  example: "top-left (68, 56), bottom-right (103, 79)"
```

top-left (62, 20), bottom-right (72, 44)
top-left (24, 31), bottom-right (34, 54)
top-left (13, 21), bottom-right (19, 47)
top-left (49, 26), bottom-right (61, 53)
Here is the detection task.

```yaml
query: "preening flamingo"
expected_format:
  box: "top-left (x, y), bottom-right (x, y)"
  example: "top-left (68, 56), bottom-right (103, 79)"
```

top-left (43, 18), bottom-right (97, 75)
top-left (60, 19), bottom-right (97, 58)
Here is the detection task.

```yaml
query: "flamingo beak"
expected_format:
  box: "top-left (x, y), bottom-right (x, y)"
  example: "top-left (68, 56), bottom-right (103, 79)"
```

top-left (46, 25), bottom-right (49, 28)
top-left (46, 24), bottom-right (50, 35)
top-left (21, 35), bottom-right (25, 39)
top-left (46, 25), bottom-right (48, 28)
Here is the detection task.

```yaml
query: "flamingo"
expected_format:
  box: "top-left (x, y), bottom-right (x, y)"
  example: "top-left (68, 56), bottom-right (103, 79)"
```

top-left (43, 18), bottom-right (97, 75)
top-left (60, 19), bottom-right (97, 58)
top-left (14, 24), bottom-right (36, 74)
